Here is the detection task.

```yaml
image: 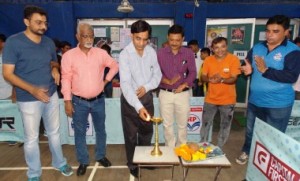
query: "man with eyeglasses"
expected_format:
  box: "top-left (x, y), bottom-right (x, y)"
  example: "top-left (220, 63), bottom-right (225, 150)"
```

top-left (2, 5), bottom-right (73, 181)
top-left (119, 20), bottom-right (162, 178)
top-left (61, 23), bottom-right (118, 176)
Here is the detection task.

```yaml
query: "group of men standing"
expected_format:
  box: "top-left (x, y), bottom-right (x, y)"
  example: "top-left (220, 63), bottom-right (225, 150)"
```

top-left (2, 4), bottom-right (300, 181)
top-left (1, 5), bottom-right (196, 180)
top-left (120, 21), bottom-right (197, 177)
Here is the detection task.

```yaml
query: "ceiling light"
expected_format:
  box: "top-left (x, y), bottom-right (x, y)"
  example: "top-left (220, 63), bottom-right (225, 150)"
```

top-left (117, 0), bottom-right (134, 13)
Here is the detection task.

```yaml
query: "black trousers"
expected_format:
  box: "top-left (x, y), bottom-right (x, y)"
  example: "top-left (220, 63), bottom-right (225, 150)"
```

top-left (193, 79), bottom-right (204, 97)
top-left (120, 92), bottom-right (154, 169)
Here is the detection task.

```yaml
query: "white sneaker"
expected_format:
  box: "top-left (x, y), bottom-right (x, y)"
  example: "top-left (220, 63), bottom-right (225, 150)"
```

top-left (236, 152), bottom-right (248, 165)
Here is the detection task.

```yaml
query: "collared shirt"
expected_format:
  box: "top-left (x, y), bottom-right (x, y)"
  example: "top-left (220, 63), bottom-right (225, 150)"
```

top-left (157, 46), bottom-right (196, 89)
top-left (247, 39), bottom-right (300, 83)
top-left (119, 42), bottom-right (162, 113)
top-left (61, 46), bottom-right (118, 100)
top-left (247, 39), bottom-right (300, 108)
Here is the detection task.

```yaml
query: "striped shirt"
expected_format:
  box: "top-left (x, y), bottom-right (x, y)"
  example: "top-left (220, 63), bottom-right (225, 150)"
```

top-left (157, 47), bottom-right (196, 89)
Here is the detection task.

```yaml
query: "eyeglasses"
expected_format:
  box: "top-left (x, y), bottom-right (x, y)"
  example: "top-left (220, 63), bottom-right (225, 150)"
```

top-left (31, 20), bottom-right (49, 27)
top-left (80, 35), bottom-right (94, 39)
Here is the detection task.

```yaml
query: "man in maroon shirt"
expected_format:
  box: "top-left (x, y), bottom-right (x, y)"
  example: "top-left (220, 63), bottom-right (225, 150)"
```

top-left (157, 24), bottom-right (196, 147)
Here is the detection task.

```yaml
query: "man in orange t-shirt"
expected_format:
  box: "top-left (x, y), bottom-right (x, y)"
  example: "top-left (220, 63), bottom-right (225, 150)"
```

top-left (200, 37), bottom-right (241, 148)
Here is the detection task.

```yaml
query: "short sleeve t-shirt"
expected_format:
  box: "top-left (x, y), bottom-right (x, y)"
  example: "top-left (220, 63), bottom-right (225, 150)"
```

top-left (202, 53), bottom-right (241, 105)
top-left (3, 32), bottom-right (57, 102)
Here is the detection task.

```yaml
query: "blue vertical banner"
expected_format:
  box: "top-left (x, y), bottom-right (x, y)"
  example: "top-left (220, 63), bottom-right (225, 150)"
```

top-left (246, 119), bottom-right (300, 181)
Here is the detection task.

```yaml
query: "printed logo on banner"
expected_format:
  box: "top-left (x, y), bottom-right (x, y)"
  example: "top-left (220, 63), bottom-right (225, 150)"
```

top-left (253, 143), bottom-right (270, 174)
top-left (253, 142), bottom-right (300, 181)
top-left (0, 117), bottom-right (16, 131)
top-left (286, 116), bottom-right (300, 142)
top-left (187, 106), bottom-right (203, 134)
top-left (288, 116), bottom-right (300, 126)
top-left (68, 114), bottom-right (94, 136)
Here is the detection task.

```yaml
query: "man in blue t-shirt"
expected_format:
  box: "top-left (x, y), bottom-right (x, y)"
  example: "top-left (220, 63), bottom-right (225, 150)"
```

top-left (2, 5), bottom-right (73, 181)
top-left (236, 15), bottom-right (300, 165)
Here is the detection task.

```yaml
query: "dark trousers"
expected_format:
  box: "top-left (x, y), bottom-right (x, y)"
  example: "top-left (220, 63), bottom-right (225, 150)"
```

top-left (104, 83), bottom-right (113, 98)
top-left (193, 79), bottom-right (204, 97)
top-left (120, 92), bottom-right (154, 169)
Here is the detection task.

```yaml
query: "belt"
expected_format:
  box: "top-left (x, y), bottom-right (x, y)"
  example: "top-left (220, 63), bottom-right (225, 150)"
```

top-left (160, 87), bottom-right (189, 93)
top-left (73, 92), bottom-right (104, 102)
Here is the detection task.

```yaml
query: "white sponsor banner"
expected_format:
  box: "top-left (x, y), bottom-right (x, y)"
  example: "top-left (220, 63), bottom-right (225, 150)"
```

top-left (0, 97), bottom-right (209, 144)
top-left (246, 119), bottom-right (300, 181)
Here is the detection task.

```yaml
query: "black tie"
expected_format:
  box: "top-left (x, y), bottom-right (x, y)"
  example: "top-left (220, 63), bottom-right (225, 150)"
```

top-left (195, 53), bottom-right (197, 58)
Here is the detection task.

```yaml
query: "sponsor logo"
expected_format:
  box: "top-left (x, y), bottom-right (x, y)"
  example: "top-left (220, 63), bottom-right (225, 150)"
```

top-left (71, 121), bottom-right (90, 132)
top-left (191, 107), bottom-right (203, 112)
top-left (68, 114), bottom-right (94, 136)
top-left (273, 53), bottom-right (282, 61)
top-left (187, 113), bottom-right (201, 132)
top-left (288, 116), bottom-right (300, 126)
top-left (187, 106), bottom-right (203, 133)
top-left (253, 143), bottom-right (270, 174)
top-left (0, 117), bottom-right (15, 131)
top-left (223, 68), bottom-right (230, 73)
top-left (253, 142), bottom-right (300, 181)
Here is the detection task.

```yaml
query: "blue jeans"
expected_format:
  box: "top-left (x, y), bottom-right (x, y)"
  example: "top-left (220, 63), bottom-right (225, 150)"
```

top-left (72, 94), bottom-right (106, 164)
top-left (17, 92), bottom-right (66, 178)
top-left (200, 102), bottom-right (235, 148)
top-left (242, 103), bottom-right (292, 154)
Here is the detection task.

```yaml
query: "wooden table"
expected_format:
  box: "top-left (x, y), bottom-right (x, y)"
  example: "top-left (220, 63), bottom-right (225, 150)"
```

top-left (133, 146), bottom-right (180, 181)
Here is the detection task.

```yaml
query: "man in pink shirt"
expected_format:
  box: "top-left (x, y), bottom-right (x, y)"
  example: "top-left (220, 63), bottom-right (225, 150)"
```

top-left (61, 23), bottom-right (118, 176)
